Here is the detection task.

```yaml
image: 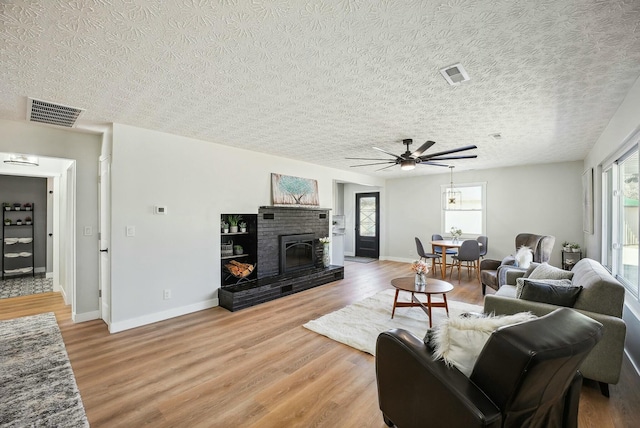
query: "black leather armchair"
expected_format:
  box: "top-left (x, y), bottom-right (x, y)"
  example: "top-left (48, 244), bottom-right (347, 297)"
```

top-left (480, 233), bottom-right (555, 295)
top-left (375, 308), bottom-right (603, 428)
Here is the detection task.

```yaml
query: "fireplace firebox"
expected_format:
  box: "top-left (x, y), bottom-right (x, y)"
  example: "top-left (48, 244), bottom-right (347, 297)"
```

top-left (280, 233), bottom-right (316, 274)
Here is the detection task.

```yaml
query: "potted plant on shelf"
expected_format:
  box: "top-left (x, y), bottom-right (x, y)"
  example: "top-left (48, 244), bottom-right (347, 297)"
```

top-left (16, 219), bottom-right (22, 225)
top-left (3, 203), bottom-right (10, 211)
top-left (239, 221), bottom-right (247, 233)
top-left (25, 216), bottom-right (32, 225)
top-left (13, 203), bottom-right (21, 211)
top-left (221, 220), bottom-right (229, 234)
top-left (24, 202), bottom-right (32, 211)
top-left (234, 244), bottom-right (244, 255)
top-left (570, 243), bottom-right (581, 252)
top-left (227, 215), bottom-right (242, 233)
top-left (4, 218), bottom-right (11, 226)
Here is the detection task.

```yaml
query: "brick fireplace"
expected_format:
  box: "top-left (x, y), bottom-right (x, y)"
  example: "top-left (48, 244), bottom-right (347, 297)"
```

top-left (257, 206), bottom-right (328, 278)
top-left (219, 206), bottom-right (344, 311)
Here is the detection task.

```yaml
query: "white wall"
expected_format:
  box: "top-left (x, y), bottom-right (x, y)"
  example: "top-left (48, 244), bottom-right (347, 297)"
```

top-left (0, 119), bottom-right (101, 316)
top-left (384, 161), bottom-right (585, 266)
top-left (583, 75), bottom-right (640, 374)
top-left (108, 124), bottom-right (384, 331)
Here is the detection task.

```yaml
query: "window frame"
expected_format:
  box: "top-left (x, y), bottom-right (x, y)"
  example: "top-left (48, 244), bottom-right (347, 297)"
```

top-left (602, 144), bottom-right (640, 299)
top-left (440, 181), bottom-right (487, 238)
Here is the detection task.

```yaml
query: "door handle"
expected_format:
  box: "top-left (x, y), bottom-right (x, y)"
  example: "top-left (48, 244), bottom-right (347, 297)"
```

top-left (100, 248), bottom-right (109, 253)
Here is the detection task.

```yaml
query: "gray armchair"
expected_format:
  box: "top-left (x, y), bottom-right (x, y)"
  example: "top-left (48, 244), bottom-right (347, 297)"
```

top-left (480, 233), bottom-right (555, 295)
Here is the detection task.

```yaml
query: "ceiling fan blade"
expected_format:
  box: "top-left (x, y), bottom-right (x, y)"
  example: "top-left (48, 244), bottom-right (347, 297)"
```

top-left (350, 161), bottom-right (396, 167)
top-left (373, 147), bottom-right (402, 159)
top-left (420, 144), bottom-right (477, 159)
top-left (376, 164), bottom-right (399, 171)
top-left (345, 157), bottom-right (397, 161)
top-left (421, 154), bottom-right (478, 161)
top-left (411, 140), bottom-right (435, 157)
top-left (420, 162), bottom-right (450, 167)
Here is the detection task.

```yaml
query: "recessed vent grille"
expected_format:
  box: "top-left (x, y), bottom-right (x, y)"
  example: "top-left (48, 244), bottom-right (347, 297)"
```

top-left (439, 63), bottom-right (471, 86)
top-left (27, 98), bottom-right (84, 127)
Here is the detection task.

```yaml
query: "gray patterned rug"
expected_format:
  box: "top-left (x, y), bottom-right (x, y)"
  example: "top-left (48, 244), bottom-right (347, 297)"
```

top-left (0, 276), bottom-right (53, 299)
top-left (0, 312), bottom-right (89, 427)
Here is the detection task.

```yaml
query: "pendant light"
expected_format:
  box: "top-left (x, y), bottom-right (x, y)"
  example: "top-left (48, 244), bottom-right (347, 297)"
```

top-left (443, 166), bottom-right (461, 210)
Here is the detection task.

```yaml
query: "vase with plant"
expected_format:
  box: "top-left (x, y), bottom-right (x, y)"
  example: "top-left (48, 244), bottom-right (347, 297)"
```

top-left (13, 203), bottom-right (21, 211)
top-left (239, 221), bottom-right (247, 233)
top-left (319, 236), bottom-right (331, 267)
top-left (4, 218), bottom-right (11, 226)
top-left (16, 219), bottom-right (22, 225)
top-left (570, 243), bottom-right (581, 252)
top-left (3, 203), bottom-right (10, 211)
top-left (227, 215), bottom-right (242, 233)
top-left (450, 226), bottom-right (462, 243)
top-left (411, 260), bottom-right (429, 287)
top-left (221, 220), bottom-right (229, 234)
top-left (25, 216), bottom-right (32, 225)
top-left (24, 202), bottom-right (32, 211)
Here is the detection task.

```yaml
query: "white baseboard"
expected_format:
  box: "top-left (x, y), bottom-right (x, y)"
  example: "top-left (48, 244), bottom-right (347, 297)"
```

top-left (108, 298), bottom-right (219, 333)
top-left (73, 310), bottom-right (101, 323)
top-left (59, 286), bottom-right (69, 305)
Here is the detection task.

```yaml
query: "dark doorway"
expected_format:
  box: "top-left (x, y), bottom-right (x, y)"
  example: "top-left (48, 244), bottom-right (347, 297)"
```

top-left (355, 192), bottom-right (379, 259)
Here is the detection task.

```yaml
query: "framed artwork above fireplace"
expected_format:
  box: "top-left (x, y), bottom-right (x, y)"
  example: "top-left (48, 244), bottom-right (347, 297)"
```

top-left (271, 173), bottom-right (319, 206)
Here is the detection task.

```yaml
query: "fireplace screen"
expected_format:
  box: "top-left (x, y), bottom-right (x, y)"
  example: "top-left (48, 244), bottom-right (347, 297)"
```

top-left (280, 233), bottom-right (316, 273)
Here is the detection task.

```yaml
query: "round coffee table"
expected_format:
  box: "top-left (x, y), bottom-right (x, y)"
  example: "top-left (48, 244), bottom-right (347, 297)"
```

top-left (390, 277), bottom-right (454, 327)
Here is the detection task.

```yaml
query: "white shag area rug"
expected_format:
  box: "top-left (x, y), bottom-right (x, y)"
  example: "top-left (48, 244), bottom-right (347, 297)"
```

top-left (303, 288), bottom-right (483, 355)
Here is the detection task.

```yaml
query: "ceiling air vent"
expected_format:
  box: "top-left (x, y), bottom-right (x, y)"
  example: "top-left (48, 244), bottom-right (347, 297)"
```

top-left (439, 63), bottom-right (470, 86)
top-left (27, 97), bottom-right (84, 127)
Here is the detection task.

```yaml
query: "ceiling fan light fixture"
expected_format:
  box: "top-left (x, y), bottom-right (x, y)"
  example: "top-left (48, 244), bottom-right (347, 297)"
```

top-left (400, 159), bottom-right (415, 170)
top-left (4, 154), bottom-right (39, 167)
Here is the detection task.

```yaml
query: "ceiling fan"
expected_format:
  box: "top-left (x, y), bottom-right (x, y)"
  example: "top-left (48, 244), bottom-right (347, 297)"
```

top-left (347, 139), bottom-right (477, 171)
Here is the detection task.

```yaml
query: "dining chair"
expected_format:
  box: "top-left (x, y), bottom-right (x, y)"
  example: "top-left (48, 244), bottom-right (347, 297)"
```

top-left (431, 233), bottom-right (456, 272)
top-left (449, 239), bottom-right (481, 283)
top-left (477, 235), bottom-right (488, 259)
top-left (415, 237), bottom-right (441, 276)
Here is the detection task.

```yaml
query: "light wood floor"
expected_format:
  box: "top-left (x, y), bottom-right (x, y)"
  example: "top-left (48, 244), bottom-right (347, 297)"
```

top-left (1, 260), bottom-right (639, 427)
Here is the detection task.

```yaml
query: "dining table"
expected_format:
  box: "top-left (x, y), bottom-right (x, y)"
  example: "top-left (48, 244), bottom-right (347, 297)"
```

top-left (430, 239), bottom-right (483, 280)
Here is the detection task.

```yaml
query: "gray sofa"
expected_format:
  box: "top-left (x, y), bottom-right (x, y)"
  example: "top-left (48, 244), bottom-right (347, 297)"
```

top-left (484, 258), bottom-right (626, 397)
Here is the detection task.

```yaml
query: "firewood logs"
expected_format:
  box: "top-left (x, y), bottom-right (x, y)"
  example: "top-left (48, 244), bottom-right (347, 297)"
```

top-left (225, 260), bottom-right (254, 278)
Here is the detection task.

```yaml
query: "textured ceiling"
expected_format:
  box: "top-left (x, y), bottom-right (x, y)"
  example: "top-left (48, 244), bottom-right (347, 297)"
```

top-left (1, 0), bottom-right (640, 178)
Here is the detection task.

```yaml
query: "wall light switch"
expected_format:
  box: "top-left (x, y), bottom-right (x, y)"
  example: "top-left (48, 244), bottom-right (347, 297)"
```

top-left (126, 226), bottom-right (135, 237)
top-left (83, 226), bottom-right (92, 236)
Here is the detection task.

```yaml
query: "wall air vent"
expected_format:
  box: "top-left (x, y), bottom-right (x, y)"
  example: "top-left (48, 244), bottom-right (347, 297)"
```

top-left (439, 63), bottom-right (470, 86)
top-left (27, 97), bottom-right (84, 127)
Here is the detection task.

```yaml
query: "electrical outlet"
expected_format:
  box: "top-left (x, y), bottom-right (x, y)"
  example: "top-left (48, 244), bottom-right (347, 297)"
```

top-left (126, 226), bottom-right (135, 237)
top-left (163, 289), bottom-right (172, 300)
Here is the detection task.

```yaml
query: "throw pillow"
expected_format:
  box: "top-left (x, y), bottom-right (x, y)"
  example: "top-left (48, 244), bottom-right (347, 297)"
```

top-left (514, 246), bottom-right (533, 269)
top-left (520, 279), bottom-right (583, 307)
top-left (431, 312), bottom-right (537, 377)
top-left (528, 263), bottom-right (574, 281)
